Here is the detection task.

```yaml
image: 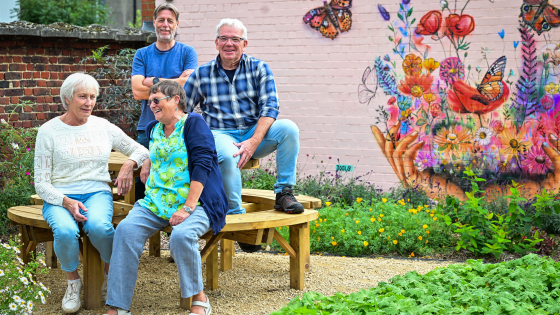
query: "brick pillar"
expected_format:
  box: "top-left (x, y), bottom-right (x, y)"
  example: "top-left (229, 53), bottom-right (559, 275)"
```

top-left (141, 0), bottom-right (155, 21)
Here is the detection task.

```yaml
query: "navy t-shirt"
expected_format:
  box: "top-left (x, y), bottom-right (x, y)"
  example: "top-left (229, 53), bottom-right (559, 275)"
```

top-left (131, 42), bottom-right (198, 131)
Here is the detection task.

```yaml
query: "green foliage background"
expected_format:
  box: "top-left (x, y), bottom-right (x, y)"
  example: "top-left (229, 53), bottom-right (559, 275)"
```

top-left (11, 0), bottom-right (110, 26)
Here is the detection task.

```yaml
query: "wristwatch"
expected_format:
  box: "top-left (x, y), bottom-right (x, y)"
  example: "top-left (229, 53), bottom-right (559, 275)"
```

top-left (180, 205), bottom-right (193, 215)
top-left (152, 77), bottom-right (160, 85)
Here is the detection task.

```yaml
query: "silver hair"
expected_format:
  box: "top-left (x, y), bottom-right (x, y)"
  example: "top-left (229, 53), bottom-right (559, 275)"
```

top-left (215, 18), bottom-right (247, 40)
top-left (60, 73), bottom-right (99, 110)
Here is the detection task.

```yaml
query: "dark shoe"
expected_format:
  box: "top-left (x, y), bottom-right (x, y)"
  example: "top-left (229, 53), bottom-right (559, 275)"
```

top-left (275, 187), bottom-right (304, 214)
top-left (238, 242), bottom-right (262, 253)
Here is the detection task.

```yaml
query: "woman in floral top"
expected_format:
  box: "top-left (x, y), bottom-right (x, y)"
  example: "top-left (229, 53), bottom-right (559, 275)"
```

top-left (104, 81), bottom-right (228, 315)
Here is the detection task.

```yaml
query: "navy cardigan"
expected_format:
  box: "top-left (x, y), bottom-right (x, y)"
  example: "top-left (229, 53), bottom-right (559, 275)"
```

top-left (145, 113), bottom-right (228, 234)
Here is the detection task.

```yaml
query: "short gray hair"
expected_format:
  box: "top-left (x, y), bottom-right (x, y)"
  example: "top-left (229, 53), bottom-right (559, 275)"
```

top-left (216, 18), bottom-right (247, 40)
top-left (153, 3), bottom-right (179, 21)
top-left (60, 73), bottom-right (99, 110)
top-left (149, 80), bottom-right (187, 111)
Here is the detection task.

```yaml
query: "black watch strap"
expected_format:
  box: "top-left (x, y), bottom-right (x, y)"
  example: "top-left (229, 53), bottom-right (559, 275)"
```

top-left (153, 77), bottom-right (160, 85)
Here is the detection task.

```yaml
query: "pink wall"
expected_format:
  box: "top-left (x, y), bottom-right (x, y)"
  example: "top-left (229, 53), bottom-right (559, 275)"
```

top-left (157, 0), bottom-right (526, 191)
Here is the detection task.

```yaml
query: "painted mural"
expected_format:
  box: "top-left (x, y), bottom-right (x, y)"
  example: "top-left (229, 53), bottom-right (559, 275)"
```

top-left (303, 0), bottom-right (353, 39)
top-left (364, 0), bottom-right (560, 199)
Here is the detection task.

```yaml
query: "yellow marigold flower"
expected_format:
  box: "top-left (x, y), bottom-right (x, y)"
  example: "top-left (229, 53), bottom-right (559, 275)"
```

top-left (363, 241), bottom-right (369, 246)
top-left (430, 214), bottom-right (435, 217)
top-left (317, 237), bottom-right (320, 241)
top-left (433, 217), bottom-right (438, 221)
top-left (331, 236), bottom-right (334, 239)
top-left (319, 218), bottom-right (323, 222)
top-left (379, 228), bottom-right (385, 233)
top-left (313, 230), bottom-right (316, 233)
top-left (401, 229), bottom-right (405, 233)
top-left (358, 231), bottom-right (362, 235)
top-left (315, 224), bottom-right (319, 228)
top-left (356, 220), bottom-right (359, 224)
top-left (426, 210), bottom-right (430, 213)
top-left (387, 236), bottom-right (390, 239)
top-left (393, 240), bottom-right (398, 245)
top-left (398, 232), bottom-right (402, 236)
top-left (411, 252), bottom-right (415, 257)
top-left (369, 208), bottom-right (372, 211)
top-left (382, 198), bottom-right (387, 203)
top-left (424, 205), bottom-right (429, 208)
top-left (418, 236), bottom-right (423, 240)
top-left (426, 240), bottom-right (429, 244)
top-left (423, 224), bottom-right (427, 229)
top-left (380, 214), bottom-right (384, 218)
top-left (341, 229), bottom-right (345, 233)
top-left (325, 202), bottom-right (331, 207)
top-left (324, 219), bottom-right (327, 222)
top-left (332, 241), bottom-right (337, 246)
top-left (356, 197), bottom-right (363, 203)
top-left (408, 199), bottom-right (410, 202)
top-left (378, 218), bottom-right (382, 221)
top-left (346, 212), bottom-right (349, 216)
top-left (370, 217), bottom-right (375, 222)
top-left (426, 231), bottom-right (430, 234)
top-left (431, 210), bottom-right (435, 214)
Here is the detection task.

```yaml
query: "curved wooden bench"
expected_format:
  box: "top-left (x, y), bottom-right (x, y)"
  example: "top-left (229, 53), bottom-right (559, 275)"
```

top-left (9, 190), bottom-right (320, 311)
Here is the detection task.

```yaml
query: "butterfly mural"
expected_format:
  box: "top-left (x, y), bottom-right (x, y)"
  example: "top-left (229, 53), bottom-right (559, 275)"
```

top-left (358, 66), bottom-right (379, 105)
top-left (520, 0), bottom-right (560, 34)
top-left (476, 56), bottom-right (507, 102)
top-left (303, 0), bottom-right (353, 40)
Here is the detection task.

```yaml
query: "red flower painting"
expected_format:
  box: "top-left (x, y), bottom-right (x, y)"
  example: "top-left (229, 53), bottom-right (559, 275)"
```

top-left (447, 80), bottom-right (509, 115)
top-left (444, 14), bottom-right (475, 39)
top-left (416, 11), bottom-right (443, 35)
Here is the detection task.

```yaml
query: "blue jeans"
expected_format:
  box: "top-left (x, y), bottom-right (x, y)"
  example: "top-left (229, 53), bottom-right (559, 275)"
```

top-left (107, 203), bottom-right (210, 310)
top-left (212, 119), bottom-right (300, 214)
top-left (42, 191), bottom-right (114, 272)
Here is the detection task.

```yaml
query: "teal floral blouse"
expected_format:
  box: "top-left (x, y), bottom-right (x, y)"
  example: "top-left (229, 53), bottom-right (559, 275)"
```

top-left (139, 114), bottom-right (191, 220)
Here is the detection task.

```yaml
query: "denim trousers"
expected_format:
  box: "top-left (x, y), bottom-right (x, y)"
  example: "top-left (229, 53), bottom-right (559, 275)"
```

top-left (212, 119), bottom-right (300, 214)
top-left (42, 191), bottom-right (114, 272)
top-left (106, 203), bottom-right (210, 311)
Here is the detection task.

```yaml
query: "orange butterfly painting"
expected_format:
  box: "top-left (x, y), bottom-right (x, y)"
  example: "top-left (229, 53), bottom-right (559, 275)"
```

top-left (521, 0), bottom-right (560, 34)
top-left (303, 0), bottom-right (353, 40)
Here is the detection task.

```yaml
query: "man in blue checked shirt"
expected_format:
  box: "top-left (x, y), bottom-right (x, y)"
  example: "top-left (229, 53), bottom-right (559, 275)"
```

top-left (184, 19), bottom-right (304, 250)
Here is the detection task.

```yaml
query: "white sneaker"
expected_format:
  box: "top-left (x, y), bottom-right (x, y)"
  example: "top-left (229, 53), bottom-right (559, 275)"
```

top-left (102, 273), bottom-right (108, 303)
top-left (62, 279), bottom-right (82, 313)
top-left (104, 308), bottom-right (132, 315)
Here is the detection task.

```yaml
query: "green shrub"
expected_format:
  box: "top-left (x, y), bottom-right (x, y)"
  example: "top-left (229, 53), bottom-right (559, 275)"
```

top-left (1, 237), bottom-right (51, 313)
top-left (275, 196), bottom-right (451, 257)
top-left (0, 102), bottom-right (37, 234)
top-left (271, 254), bottom-right (560, 314)
top-left (241, 153), bottom-right (277, 190)
top-left (11, 0), bottom-right (110, 26)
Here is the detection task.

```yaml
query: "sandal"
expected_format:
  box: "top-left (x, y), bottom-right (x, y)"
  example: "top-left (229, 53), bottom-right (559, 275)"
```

top-left (103, 307), bottom-right (131, 315)
top-left (189, 295), bottom-right (211, 315)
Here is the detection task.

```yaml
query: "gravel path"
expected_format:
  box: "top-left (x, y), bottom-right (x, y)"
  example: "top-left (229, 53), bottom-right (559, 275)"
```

top-left (34, 250), bottom-right (458, 315)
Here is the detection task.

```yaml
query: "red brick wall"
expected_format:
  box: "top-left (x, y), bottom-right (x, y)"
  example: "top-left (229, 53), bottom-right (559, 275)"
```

top-left (142, 0), bottom-right (156, 22)
top-left (0, 36), bottom-right (148, 129)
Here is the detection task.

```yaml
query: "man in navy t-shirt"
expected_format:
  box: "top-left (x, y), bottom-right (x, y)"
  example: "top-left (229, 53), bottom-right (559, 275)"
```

top-left (131, 3), bottom-right (198, 199)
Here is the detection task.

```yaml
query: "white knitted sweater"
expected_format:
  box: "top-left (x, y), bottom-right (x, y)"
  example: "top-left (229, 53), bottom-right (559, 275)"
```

top-left (34, 116), bottom-right (149, 206)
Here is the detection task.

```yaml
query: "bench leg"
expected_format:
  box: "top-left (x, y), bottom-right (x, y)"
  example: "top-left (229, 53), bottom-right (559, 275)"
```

top-left (82, 235), bottom-right (104, 310)
top-left (206, 245), bottom-right (219, 290)
top-left (180, 296), bottom-right (193, 310)
top-left (18, 225), bottom-right (37, 264)
top-left (149, 231), bottom-right (161, 257)
top-left (45, 241), bottom-right (58, 268)
top-left (289, 222), bottom-right (309, 290)
top-left (220, 239), bottom-right (233, 271)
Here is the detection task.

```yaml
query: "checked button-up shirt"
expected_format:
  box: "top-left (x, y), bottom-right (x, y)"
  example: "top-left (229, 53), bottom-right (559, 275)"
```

top-left (184, 54), bottom-right (280, 130)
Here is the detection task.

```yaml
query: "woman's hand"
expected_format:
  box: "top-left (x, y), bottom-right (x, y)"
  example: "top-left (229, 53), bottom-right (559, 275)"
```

top-left (140, 158), bottom-right (151, 184)
top-left (62, 197), bottom-right (88, 222)
top-left (116, 159), bottom-right (137, 196)
top-left (170, 207), bottom-right (191, 226)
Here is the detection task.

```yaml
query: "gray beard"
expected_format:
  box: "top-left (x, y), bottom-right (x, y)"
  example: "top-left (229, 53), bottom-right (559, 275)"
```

top-left (156, 29), bottom-right (176, 42)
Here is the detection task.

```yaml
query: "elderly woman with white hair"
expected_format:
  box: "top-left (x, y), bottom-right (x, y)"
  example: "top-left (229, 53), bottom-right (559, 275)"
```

top-left (34, 72), bottom-right (149, 313)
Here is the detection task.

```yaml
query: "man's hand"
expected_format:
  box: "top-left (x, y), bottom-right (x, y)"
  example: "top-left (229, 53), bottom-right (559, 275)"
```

top-left (140, 159), bottom-right (151, 184)
top-left (62, 197), bottom-right (88, 222)
top-left (170, 208), bottom-right (190, 226)
top-left (142, 77), bottom-right (157, 87)
top-left (116, 160), bottom-right (137, 196)
top-left (233, 138), bottom-right (260, 169)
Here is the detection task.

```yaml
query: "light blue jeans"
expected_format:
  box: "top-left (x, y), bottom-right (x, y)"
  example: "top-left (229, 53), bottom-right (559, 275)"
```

top-left (42, 191), bottom-right (114, 272)
top-left (212, 119), bottom-right (300, 214)
top-left (106, 203), bottom-right (210, 311)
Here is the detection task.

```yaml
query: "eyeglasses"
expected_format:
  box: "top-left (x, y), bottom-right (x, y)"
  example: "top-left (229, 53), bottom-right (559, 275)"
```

top-left (149, 95), bottom-right (171, 105)
top-left (217, 36), bottom-right (245, 44)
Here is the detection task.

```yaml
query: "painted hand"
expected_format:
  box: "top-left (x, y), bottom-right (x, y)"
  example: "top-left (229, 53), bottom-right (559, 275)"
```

top-left (371, 121), bottom-right (467, 200)
top-left (233, 138), bottom-right (260, 169)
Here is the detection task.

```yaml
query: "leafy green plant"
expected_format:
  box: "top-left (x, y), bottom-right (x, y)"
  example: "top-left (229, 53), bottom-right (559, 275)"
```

top-left (274, 196), bottom-right (451, 257)
top-left (1, 237), bottom-right (51, 313)
top-left (80, 46), bottom-right (141, 137)
top-left (11, 0), bottom-right (110, 26)
top-left (241, 153), bottom-right (277, 190)
top-left (271, 254), bottom-right (560, 314)
top-left (128, 10), bottom-right (143, 29)
top-left (0, 101), bottom-right (37, 234)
